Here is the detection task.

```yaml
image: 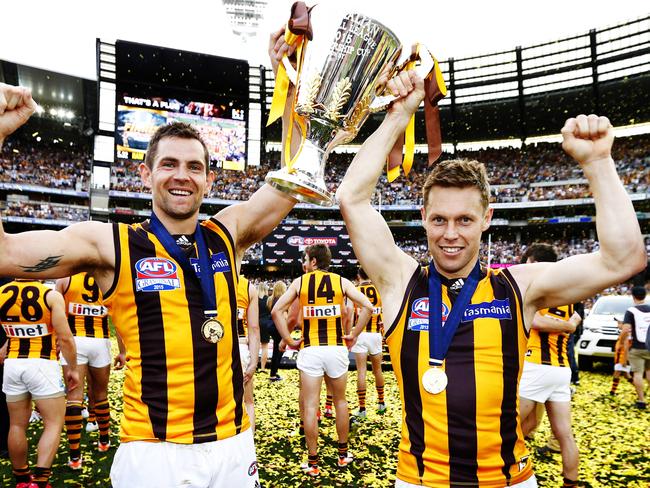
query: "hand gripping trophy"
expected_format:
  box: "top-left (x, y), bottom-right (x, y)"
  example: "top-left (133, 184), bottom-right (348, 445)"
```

top-left (266, 2), bottom-right (447, 206)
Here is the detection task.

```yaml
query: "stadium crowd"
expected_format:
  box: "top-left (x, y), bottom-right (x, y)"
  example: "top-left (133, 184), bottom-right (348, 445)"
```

top-left (106, 134), bottom-right (650, 204)
top-left (0, 139), bottom-right (91, 192)
top-left (1, 201), bottom-right (89, 222)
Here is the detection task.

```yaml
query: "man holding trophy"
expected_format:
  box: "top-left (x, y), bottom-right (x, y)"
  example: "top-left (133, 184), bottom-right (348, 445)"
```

top-left (269, 4), bottom-right (645, 487)
top-left (333, 68), bottom-right (645, 488)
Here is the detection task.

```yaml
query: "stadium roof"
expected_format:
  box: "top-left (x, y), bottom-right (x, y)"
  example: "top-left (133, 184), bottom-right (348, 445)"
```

top-left (0, 0), bottom-right (648, 79)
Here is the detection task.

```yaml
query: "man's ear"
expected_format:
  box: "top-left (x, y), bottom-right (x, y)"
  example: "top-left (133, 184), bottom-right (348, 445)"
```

top-left (482, 207), bottom-right (494, 232)
top-left (206, 169), bottom-right (216, 196)
top-left (139, 163), bottom-right (152, 189)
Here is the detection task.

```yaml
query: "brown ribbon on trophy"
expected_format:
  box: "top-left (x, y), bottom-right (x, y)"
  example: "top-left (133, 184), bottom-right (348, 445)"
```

top-left (387, 45), bottom-right (447, 182)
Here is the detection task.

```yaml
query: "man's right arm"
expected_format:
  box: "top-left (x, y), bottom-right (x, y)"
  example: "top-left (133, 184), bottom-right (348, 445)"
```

top-left (0, 221), bottom-right (114, 281)
top-left (0, 83), bottom-right (115, 282)
top-left (531, 311), bottom-right (579, 334)
top-left (0, 83), bottom-right (37, 149)
top-left (336, 71), bottom-right (424, 320)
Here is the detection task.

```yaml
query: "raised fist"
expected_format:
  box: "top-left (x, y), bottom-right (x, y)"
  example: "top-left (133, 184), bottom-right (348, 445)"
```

top-left (561, 114), bottom-right (614, 166)
top-left (0, 83), bottom-right (38, 142)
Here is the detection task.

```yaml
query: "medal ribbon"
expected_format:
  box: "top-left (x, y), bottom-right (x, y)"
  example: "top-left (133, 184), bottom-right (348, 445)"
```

top-left (428, 260), bottom-right (480, 367)
top-left (149, 212), bottom-right (217, 318)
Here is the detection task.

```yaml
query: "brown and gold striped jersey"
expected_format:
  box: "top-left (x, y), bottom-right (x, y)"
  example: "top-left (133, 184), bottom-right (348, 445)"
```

top-left (299, 269), bottom-right (345, 348)
top-left (385, 266), bottom-right (533, 487)
top-left (355, 282), bottom-right (383, 333)
top-left (614, 326), bottom-right (630, 366)
top-left (236, 276), bottom-right (250, 338)
top-left (525, 305), bottom-right (573, 367)
top-left (103, 219), bottom-right (248, 444)
top-left (62, 272), bottom-right (109, 338)
top-left (0, 280), bottom-right (56, 360)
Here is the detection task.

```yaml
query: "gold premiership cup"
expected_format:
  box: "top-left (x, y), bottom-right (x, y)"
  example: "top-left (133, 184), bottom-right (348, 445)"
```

top-left (266, 13), bottom-right (405, 206)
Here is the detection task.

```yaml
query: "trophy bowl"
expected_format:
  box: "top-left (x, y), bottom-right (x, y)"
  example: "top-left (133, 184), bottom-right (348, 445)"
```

top-left (266, 12), bottom-right (403, 206)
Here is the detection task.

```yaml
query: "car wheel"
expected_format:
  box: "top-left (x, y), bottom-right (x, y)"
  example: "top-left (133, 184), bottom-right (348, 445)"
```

top-left (578, 355), bottom-right (593, 371)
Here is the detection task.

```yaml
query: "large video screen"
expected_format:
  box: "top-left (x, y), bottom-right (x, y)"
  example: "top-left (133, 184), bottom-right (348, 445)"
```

top-left (116, 94), bottom-right (246, 170)
top-left (114, 40), bottom-right (249, 171)
top-left (263, 224), bottom-right (356, 267)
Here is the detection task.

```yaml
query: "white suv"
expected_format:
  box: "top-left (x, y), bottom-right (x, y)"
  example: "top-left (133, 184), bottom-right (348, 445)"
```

top-left (577, 295), bottom-right (639, 370)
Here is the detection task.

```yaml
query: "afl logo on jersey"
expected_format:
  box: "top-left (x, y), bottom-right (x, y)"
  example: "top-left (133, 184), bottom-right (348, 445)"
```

top-left (408, 298), bottom-right (449, 331)
top-left (135, 257), bottom-right (181, 292)
top-left (411, 298), bottom-right (429, 319)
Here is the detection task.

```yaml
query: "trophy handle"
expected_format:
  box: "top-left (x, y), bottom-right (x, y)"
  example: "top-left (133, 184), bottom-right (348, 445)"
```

top-left (369, 45), bottom-right (436, 113)
top-left (282, 56), bottom-right (298, 85)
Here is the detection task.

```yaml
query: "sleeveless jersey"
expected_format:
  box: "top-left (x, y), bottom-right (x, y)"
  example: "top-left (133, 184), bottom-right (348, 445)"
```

top-left (103, 219), bottom-right (248, 444)
top-left (62, 272), bottom-right (109, 338)
top-left (385, 266), bottom-right (532, 487)
top-left (0, 280), bottom-right (56, 360)
top-left (299, 269), bottom-right (345, 348)
top-left (236, 276), bottom-right (250, 338)
top-left (525, 305), bottom-right (573, 367)
top-left (356, 282), bottom-right (383, 333)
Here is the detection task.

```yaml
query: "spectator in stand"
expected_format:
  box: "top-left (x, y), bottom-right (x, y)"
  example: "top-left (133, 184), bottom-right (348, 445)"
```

top-left (0, 138), bottom-right (91, 191)
top-left (2, 201), bottom-right (88, 222)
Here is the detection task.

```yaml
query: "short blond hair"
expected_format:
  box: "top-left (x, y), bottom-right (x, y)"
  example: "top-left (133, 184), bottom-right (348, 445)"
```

top-left (423, 159), bottom-right (490, 210)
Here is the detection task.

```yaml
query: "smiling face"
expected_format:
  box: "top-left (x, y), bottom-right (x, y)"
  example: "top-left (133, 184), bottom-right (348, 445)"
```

top-left (140, 136), bottom-right (215, 223)
top-left (421, 185), bottom-right (493, 278)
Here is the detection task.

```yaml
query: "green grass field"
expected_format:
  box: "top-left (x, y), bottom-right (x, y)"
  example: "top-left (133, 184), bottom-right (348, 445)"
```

top-left (1, 361), bottom-right (648, 487)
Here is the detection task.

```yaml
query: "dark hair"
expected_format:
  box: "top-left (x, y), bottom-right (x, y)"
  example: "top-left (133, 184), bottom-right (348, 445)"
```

top-left (358, 267), bottom-right (368, 280)
top-left (521, 243), bottom-right (557, 264)
top-left (305, 244), bottom-right (331, 270)
top-left (632, 285), bottom-right (647, 300)
top-left (144, 122), bottom-right (210, 173)
top-left (423, 159), bottom-right (490, 210)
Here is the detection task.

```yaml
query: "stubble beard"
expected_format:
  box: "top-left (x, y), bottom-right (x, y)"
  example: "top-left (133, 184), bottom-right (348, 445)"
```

top-left (156, 194), bottom-right (202, 222)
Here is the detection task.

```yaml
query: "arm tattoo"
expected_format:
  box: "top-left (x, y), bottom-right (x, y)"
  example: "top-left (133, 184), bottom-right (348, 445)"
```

top-left (19, 255), bottom-right (63, 273)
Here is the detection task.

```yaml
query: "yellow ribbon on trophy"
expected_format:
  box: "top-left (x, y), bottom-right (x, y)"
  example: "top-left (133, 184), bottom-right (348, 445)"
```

top-left (266, 2), bottom-right (314, 172)
top-left (386, 45), bottom-right (447, 182)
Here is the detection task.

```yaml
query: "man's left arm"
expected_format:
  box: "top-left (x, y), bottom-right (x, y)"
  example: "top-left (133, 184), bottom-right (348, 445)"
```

top-left (216, 28), bottom-right (299, 254)
top-left (245, 284), bottom-right (260, 383)
top-left (219, 185), bottom-right (298, 254)
top-left (512, 115), bottom-right (646, 312)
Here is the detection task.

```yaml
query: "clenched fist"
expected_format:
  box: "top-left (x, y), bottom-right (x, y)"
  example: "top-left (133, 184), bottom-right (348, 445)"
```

top-left (561, 114), bottom-right (614, 167)
top-left (0, 83), bottom-right (38, 145)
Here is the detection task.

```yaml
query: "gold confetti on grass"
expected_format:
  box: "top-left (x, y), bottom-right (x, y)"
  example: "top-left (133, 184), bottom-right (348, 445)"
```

top-left (1, 339), bottom-right (647, 487)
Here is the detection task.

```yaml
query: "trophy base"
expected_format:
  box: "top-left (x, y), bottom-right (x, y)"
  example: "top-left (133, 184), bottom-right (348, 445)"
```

top-left (265, 170), bottom-right (334, 207)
